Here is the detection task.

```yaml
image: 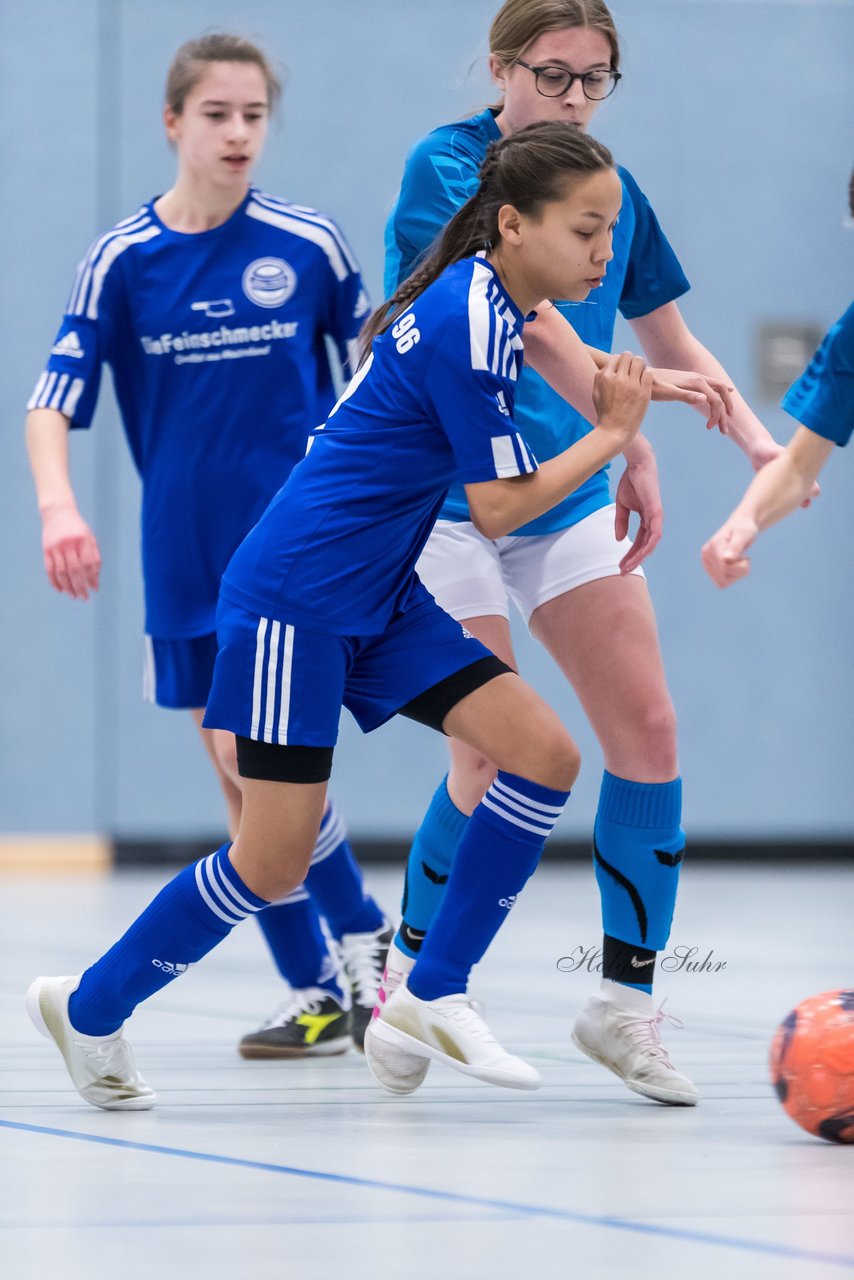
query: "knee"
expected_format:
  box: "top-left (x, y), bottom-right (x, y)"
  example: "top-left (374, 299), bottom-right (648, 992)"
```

top-left (551, 734), bottom-right (581, 792)
top-left (231, 837), bottom-right (312, 903)
top-left (527, 729), bottom-right (580, 794)
top-left (637, 702), bottom-right (678, 774)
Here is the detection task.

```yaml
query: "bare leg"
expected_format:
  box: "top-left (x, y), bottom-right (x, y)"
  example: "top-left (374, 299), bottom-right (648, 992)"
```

top-left (445, 615), bottom-right (519, 814)
top-left (443, 670), bottom-right (580, 791)
top-left (529, 575), bottom-right (677, 781)
top-left (229, 777), bottom-right (329, 902)
top-left (190, 710), bottom-right (243, 838)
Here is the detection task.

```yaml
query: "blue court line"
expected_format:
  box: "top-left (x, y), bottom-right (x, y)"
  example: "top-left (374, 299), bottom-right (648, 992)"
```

top-left (2, 1118), bottom-right (854, 1270)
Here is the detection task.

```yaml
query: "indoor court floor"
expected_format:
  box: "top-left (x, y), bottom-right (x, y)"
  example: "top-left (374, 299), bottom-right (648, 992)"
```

top-left (1, 860), bottom-right (852, 1279)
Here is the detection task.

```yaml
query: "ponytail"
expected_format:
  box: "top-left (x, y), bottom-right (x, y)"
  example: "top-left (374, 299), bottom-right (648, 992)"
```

top-left (360, 121), bottom-right (613, 362)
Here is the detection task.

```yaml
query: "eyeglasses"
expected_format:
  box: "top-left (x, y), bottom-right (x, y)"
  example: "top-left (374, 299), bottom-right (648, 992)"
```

top-left (514, 60), bottom-right (621, 101)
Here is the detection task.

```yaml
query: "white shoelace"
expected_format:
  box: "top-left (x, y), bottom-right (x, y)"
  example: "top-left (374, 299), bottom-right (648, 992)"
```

top-left (623, 1000), bottom-right (684, 1065)
top-left (79, 1035), bottom-right (141, 1083)
top-left (263, 987), bottom-right (336, 1029)
top-left (439, 995), bottom-right (494, 1044)
top-left (341, 927), bottom-right (388, 1007)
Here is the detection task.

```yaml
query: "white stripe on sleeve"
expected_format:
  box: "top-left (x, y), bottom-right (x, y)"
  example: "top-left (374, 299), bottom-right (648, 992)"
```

top-left (491, 434), bottom-right (525, 478)
top-left (27, 373), bottom-right (49, 411)
top-left (37, 372), bottom-right (58, 408)
top-left (48, 373), bottom-right (70, 410)
top-left (62, 378), bottom-right (86, 418)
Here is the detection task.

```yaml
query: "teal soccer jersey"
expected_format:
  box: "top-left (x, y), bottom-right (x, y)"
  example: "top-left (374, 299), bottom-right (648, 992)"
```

top-left (782, 303), bottom-right (854, 447)
top-left (385, 109), bottom-right (690, 534)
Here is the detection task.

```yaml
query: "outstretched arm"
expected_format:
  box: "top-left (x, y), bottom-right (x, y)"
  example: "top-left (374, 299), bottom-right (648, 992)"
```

top-left (26, 408), bottom-right (101, 600)
top-left (701, 426), bottom-right (834, 588)
top-left (525, 303), bottom-right (732, 429)
top-left (630, 301), bottom-right (779, 466)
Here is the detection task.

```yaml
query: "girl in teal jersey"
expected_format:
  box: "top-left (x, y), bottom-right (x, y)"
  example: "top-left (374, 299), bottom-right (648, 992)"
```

top-left (375, 0), bottom-right (790, 1107)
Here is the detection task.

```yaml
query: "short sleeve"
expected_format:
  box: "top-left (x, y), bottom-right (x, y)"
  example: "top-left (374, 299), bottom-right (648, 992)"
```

top-left (618, 168), bottom-right (691, 321)
top-left (385, 126), bottom-right (483, 292)
top-left (26, 241), bottom-right (122, 429)
top-left (781, 304), bottom-right (854, 447)
top-left (423, 317), bottom-right (537, 483)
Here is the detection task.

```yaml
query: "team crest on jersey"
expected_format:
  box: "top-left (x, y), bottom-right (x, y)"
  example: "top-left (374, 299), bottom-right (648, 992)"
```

top-left (242, 257), bottom-right (297, 309)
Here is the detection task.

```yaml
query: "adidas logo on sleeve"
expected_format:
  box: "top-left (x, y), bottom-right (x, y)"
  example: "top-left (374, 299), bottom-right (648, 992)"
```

top-left (51, 330), bottom-right (85, 359)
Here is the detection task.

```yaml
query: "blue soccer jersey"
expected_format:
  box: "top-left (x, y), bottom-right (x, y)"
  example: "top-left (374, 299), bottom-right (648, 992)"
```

top-left (385, 108), bottom-right (690, 535)
top-left (220, 254), bottom-right (537, 635)
top-left (28, 187), bottom-right (369, 638)
top-left (781, 302), bottom-right (854, 447)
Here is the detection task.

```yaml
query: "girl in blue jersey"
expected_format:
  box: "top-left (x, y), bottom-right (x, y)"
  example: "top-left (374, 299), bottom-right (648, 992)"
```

top-left (28, 121), bottom-right (657, 1106)
top-left (377, 0), bottom-right (791, 1108)
top-left (24, 33), bottom-right (393, 1060)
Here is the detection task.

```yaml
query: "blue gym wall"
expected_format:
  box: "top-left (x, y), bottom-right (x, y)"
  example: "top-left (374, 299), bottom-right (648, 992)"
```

top-left (1, 0), bottom-right (852, 842)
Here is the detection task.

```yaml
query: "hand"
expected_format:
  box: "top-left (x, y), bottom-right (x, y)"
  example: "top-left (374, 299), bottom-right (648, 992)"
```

top-left (649, 368), bottom-right (735, 433)
top-left (592, 352), bottom-right (653, 451)
top-left (614, 442), bottom-right (664, 573)
top-left (41, 505), bottom-right (101, 600)
top-left (749, 437), bottom-right (820, 507)
top-left (701, 513), bottom-right (758, 588)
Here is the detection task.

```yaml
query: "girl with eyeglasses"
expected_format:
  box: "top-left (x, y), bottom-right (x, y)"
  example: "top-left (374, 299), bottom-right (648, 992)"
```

top-left (372, 0), bottom-right (787, 1107)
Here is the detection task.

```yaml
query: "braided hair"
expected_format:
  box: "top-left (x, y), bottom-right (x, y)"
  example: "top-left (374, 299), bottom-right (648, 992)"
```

top-left (358, 121), bottom-right (613, 362)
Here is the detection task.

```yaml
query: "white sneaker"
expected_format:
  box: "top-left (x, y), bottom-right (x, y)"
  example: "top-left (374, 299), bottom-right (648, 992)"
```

top-left (26, 975), bottom-right (156, 1111)
top-left (368, 982), bottom-right (540, 1092)
top-left (364, 942), bottom-right (431, 1094)
top-left (571, 984), bottom-right (698, 1106)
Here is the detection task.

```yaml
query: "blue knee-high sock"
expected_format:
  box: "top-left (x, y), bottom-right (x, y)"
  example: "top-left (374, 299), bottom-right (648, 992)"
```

top-left (593, 772), bottom-right (684, 995)
top-left (409, 772), bottom-right (570, 1001)
top-left (305, 802), bottom-right (385, 938)
top-left (397, 775), bottom-right (468, 959)
top-left (69, 844), bottom-right (268, 1036)
top-left (256, 887), bottom-right (344, 996)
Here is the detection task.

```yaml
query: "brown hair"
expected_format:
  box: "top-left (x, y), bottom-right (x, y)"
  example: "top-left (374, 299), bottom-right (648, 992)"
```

top-left (490, 0), bottom-right (620, 72)
top-left (359, 121), bottom-right (613, 360)
top-left (165, 33), bottom-right (282, 115)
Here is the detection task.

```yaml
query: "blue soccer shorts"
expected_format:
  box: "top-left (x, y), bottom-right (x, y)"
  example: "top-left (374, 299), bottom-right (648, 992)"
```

top-left (203, 587), bottom-right (510, 753)
top-left (144, 633), bottom-right (219, 709)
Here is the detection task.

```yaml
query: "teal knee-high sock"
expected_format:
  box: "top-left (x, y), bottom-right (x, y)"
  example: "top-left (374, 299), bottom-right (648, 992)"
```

top-left (593, 771), bottom-right (684, 995)
top-left (397, 775), bottom-right (468, 959)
